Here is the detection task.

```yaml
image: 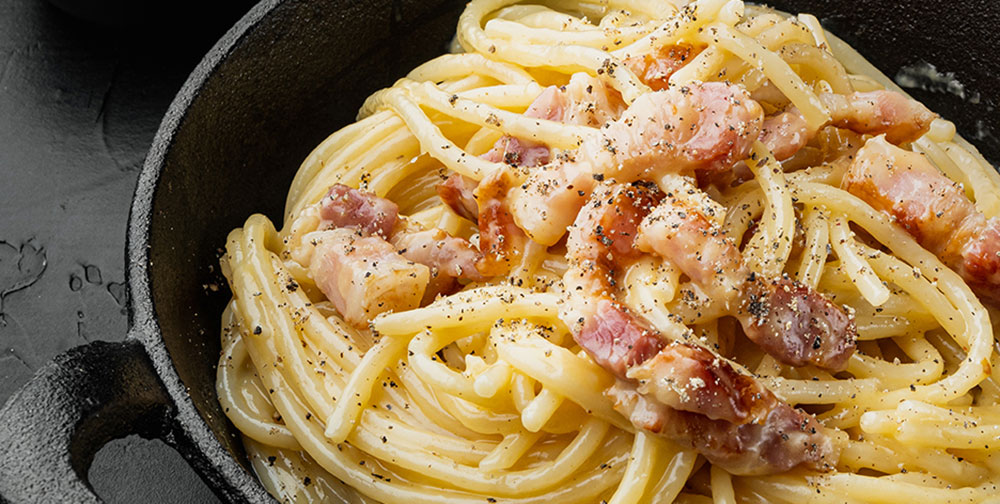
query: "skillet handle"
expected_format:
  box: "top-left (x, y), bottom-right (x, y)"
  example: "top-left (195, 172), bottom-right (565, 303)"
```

top-left (0, 339), bottom-right (174, 503)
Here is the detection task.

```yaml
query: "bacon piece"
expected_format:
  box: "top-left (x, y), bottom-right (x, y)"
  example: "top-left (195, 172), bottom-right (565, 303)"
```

top-left (637, 190), bottom-right (856, 372)
top-left (482, 73), bottom-right (625, 167)
top-left (565, 185), bottom-right (771, 424)
top-left (437, 173), bottom-right (479, 221)
top-left (392, 228), bottom-right (485, 282)
top-left (588, 82), bottom-right (763, 181)
top-left (567, 184), bottom-right (666, 376)
top-left (475, 73), bottom-right (626, 246)
top-left (636, 188), bottom-right (745, 299)
top-left (762, 90), bottom-right (935, 162)
top-left (825, 90), bottom-right (936, 144)
top-left (843, 136), bottom-right (1000, 303)
top-left (627, 335), bottom-right (778, 424)
top-left (608, 382), bottom-right (836, 475)
top-left (760, 109), bottom-right (811, 162)
top-left (624, 43), bottom-right (698, 91)
top-left (475, 169), bottom-right (528, 276)
top-left (962, 220), bottom-right (1000, 302)
top-left (578, 298), bottom-right (664, 380)
top-left (516, 72), bottom-right (625, 128)
top-left (507, 160), bottom-right (596, 246)
top-left (843, 136), bottom-right (970, 251)
top-left (739, 276), bottom-right (856, 371)
top-left (309, 229), bottom-right (429, 327)
top-left (567, 181), bottom-right (662, 271)
top-left (482, 136), bottom-right (552, 167)
top-left (557, 72), bottom-right (626, 127)
top-left (523, 84), bottom-right (565, 122)
top-left (393, 226), bottom-right (485, 304)
top-left (313, 184), bottom-right (489, 323)
top-left (579, 299), bottom-right (778, 425)
top-left (511, 82), bottom-right (763, 246)
top-left (322, 183), bottom-right (485, 282)
top-left (320, 184), bottom-right (398, 238)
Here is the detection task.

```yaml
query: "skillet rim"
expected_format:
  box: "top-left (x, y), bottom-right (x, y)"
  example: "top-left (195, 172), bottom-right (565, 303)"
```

top-left (126, 0), bottom-right (282, 500)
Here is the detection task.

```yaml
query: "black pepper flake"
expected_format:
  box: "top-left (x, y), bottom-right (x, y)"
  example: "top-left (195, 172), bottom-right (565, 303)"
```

top-left (253, 326), bottom-right (262, 335)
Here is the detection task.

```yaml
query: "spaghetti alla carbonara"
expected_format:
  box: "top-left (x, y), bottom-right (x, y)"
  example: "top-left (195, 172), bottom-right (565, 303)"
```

top-left (216, 1), bottom-right (1000, 502)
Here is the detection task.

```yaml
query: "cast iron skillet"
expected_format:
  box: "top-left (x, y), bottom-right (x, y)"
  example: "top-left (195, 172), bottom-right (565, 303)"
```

top-left (0, 0), bottom-right (997, 502)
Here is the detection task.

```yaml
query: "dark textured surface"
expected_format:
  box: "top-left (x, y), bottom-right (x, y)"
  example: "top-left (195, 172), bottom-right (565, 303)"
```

top-left (0, 0), bottom-right (251, 501)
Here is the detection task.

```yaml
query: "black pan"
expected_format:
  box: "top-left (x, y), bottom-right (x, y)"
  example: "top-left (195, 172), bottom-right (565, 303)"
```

top-left (0, 0), bottom-right (997, 502)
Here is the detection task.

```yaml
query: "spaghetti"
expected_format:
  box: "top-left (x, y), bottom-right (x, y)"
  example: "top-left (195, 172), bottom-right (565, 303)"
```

top-left (216, 1), bottom-right (1000, 502)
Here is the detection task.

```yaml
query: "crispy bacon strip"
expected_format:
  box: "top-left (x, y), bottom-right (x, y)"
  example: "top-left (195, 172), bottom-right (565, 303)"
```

top-left (313, 184), bottom-right (487, 325)
top-left (563, 184), bottom-right (837, 473)
top-left (608, 381), bottom-right (835, 475)
top-left (320, 183), bottom-right (398, 238)
top-left (309, 229), bottom-right (429, 327)
top-left (624, 44), bottom-right (699, 91)
top-left (761, 90), bottom-right (936, 162)
top-left (843, 136), bottom-right (1000, 303)
top-left (474, 169), bottom-right (528, 277)
top-left (391, 228), bottom-right (485, 282)
top-left (511, 82), bottom-right (763, 246)
top-left (437, 173), bottom-right (479, 221)
top-left (740, 276), bottom-right (857, 370)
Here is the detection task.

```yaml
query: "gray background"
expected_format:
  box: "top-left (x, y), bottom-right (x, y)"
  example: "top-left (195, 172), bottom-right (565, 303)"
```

top-left (0, 0), bottom-right (257, 501)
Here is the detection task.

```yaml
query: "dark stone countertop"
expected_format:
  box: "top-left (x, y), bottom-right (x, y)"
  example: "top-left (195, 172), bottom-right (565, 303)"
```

top-left (0, 1), bottom-right (255, 501)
